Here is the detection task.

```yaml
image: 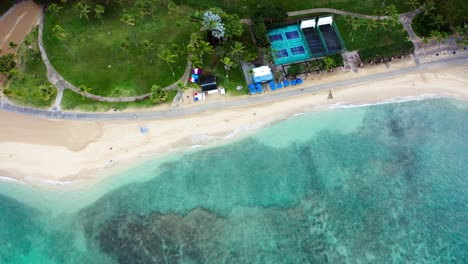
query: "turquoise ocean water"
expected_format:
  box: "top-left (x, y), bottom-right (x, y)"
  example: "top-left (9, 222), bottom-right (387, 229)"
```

top-left (1, 98), bottom-right (467, 263)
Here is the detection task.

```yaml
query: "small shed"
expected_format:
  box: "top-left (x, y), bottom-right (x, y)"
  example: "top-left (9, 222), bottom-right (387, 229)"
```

top-left (199, 75), bottom-right (218, 94)
top-left (252, 66), bottom-right (273, 83)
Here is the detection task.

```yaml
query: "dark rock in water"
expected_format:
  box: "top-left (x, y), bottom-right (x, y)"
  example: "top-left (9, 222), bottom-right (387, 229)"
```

top-left (97, 210), bottom-right (220, 264)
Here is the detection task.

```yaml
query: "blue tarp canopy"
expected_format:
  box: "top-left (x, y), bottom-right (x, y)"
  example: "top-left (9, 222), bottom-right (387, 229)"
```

top-left (248, 84), bottom-right (256, 94)
top-left (269, 81), bottom-right (276, 91)
top-left (255, 83), bottom-right (263, 93)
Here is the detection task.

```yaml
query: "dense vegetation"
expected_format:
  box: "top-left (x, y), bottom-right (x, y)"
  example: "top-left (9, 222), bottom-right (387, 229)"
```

top-left (412, 0), bottom-right (467, 38)
top-left (3, 27), bottom-right (56, 108)
top-left (358, 41), bottom-right (414, 62)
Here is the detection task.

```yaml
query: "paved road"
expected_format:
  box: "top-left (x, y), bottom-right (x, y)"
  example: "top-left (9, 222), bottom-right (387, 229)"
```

top-left (1, 54), bottom-right (467, 120)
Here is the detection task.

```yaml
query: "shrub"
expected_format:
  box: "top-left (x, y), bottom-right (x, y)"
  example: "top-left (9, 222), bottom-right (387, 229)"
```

top-left (358, 41), bottom-right (414, 62)
top-left (328, 53), bottom-right (344, 67)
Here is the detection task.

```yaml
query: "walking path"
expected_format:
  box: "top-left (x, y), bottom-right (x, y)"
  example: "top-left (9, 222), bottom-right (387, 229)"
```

top-left (399, 8), bottom-right (423, 64)
top-left (287, 8), bottom-right (390, 20)
top-left (1, 54), bottom-right (466, 120)
top-left (36, 8), bottom-right (192, 104)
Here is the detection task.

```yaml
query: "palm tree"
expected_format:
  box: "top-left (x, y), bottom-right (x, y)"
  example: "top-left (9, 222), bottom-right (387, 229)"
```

top-left (47, 3), bottom-right (63, 19)
top-left (167, 1), bottom-right (177, 14)
top-left (229, 41), bottom-right (245, 65)
top-left (121, 13), bottom-right (137, 47)
top-left (430, 30), bottom-right (444, 48)
top-left (199, 40), bottom-right (214, 56)
top-left (52, 25), bottom-right (76, 59)
top-left (79, 84), bottom-right (92, 94)
top-left (158, 49), bottom-right (177, 76)
top-left (422, 0), bottom-right (436, 16)
top-left (364, 19), bottom-right (377, 39)
top-left (323, 57), bottom-right (335, 72)
top-left (221, 57), bottom-right (234, 82)
top-left (150, 84), bottom-right (167, 103)
top-left (74, 1), bottom-right (90, 20)
top-left (429, 14), bottom-right (445, 30)
top-left (7, 69), bottom-right (23, 88)
top-left (379, 18), bottom-right (389, 31)
top-left (37, 83), bottom-right (55, 101)
top-left (0, 53), bottom-right (17, 78)
top-left (141, 40), bottom-right (154, 64)
top-left (135, 0), bottom-right (153, 17)
top-left (347, 17), bottom-right (362, 42)
top-left (384, 4), bottom-right (398, 17)
top-left (405, 0), bottom-right (420, 10)
top-left (94, 5), bottom-right (105, 26)
top-left (116, 0), bottom-right (125, 10)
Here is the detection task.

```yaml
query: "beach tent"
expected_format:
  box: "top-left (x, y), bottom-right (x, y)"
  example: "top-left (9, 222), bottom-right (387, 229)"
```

top-left (252, 66), bottom-right (274, 83)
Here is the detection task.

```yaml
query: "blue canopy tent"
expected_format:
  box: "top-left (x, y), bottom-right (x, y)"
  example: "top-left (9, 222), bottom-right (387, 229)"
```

top-left (255, 83), bottom-right (263, 93)
top-left (248, 84), bottom-right (256, 94)
top-left (269, 81), bottom-right (276, 91)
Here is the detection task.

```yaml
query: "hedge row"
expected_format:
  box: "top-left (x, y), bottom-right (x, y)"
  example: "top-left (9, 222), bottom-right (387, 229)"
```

top-left (359, 41), bottom-right (414, 62)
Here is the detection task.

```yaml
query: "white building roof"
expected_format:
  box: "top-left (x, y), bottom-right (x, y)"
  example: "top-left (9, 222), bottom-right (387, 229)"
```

top-left (252, 66), bottom-right (272, 77)
top-left (317, 16), bottom-right (333, 26)
top-left (300, 19), bottom-right (316, 29)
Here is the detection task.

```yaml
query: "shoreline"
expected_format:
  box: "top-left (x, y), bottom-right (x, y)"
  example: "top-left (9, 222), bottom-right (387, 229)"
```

top-left (1, 62), bottom-right (467, 188)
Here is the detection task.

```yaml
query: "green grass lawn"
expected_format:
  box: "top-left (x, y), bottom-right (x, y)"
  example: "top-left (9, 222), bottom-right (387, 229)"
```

top-left (183, 0), bottom-right (413, 15)
top-left (334, 15), bottom-right (409, 51)
top-left (5, 27), bottom-right (56, 108)
top-left (61, 89), bottom-right (177, 111)
top-left (43, 3), bottom-right (194, 97)
top-left (0, 0), bottom-right (14, 16)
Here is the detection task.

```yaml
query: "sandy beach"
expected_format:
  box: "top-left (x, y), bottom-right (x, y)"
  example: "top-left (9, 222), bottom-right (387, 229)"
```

top-left (0, 61), bottom-right (467, 187)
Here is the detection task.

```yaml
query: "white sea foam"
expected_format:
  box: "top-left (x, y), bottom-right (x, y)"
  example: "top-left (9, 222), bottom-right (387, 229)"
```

top-left (327, 94), bottom-right (451, 109)
top-left (223, 122), bottom-right (264, 140)
top-left (39, 179), bottom-right (75, 185)
top-left (0, 176), bottom-right (25, 184)
top-left (191, 145), bottom-right (203, 148)
top-left (292, 113), bottom-right (304, 117)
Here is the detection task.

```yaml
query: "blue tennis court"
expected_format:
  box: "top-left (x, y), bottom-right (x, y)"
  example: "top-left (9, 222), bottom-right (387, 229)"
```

top-left (268, 25), bottom-right (311, 65)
